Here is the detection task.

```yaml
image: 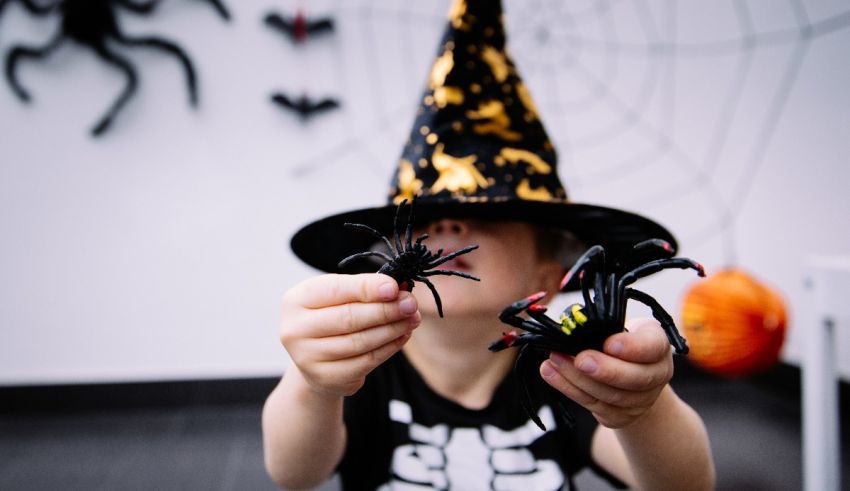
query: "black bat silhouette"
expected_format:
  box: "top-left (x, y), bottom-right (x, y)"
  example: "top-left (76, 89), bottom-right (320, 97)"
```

top-left (263, 10), bottom-right (333, 43)
top-left (271, 92), bottom-right (339, 121)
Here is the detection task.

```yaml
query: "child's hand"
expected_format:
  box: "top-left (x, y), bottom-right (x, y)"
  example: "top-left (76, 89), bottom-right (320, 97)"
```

top-left (540, 318), bottom-right (673, 428)
top-left (279, 273), bottom-right (421, 398)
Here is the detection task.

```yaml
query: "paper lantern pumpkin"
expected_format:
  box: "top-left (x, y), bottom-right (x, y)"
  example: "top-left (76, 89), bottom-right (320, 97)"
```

top-left (681, 268), bottom-right (787, 377)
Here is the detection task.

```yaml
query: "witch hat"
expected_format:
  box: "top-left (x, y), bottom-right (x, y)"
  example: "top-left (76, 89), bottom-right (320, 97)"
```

top-left (291, 0), bottom-right (676, 290)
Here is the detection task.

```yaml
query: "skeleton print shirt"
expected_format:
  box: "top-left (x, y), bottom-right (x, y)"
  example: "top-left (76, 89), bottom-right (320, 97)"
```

top-left (336, 351), bottom-right (625, 490)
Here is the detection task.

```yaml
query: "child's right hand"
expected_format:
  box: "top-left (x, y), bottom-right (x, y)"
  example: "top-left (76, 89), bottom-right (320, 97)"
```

top-left (279, 273), bottom-right (421, 398)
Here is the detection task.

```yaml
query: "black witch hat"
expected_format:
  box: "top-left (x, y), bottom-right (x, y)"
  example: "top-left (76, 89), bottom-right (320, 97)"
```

top-left (291, 0), bottom-right (675, 290)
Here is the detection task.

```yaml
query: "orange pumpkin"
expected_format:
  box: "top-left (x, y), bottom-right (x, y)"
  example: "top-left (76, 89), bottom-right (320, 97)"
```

top-left (680, 268), bottom-right (787, 377)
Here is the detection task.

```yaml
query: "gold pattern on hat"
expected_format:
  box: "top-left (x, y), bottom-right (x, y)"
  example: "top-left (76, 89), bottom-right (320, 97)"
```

top-left (516, 178), bottom-right (553, 201)
top-left (430, 49), bottom-right (454, 88)
top-left (431, 143), bottom-right (487, 194)
top-left (433, 86), bottom-right (465, 107)
top-left (516, 82), bottom-right (540, 120)
top-left (466, 100), bottom-right (522, 141)
top-left (448, 0), bottom-right (471, 30)
top-left (394, 159), bottom-right (424, 204)
top-left (481, 45), bottom-right (509, 83)
top-left (497, 148), bottom-right (552, 174)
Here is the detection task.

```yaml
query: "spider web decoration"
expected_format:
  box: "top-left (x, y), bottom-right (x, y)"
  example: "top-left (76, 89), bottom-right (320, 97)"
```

top-left (286, 0), bottom-right (850, 266)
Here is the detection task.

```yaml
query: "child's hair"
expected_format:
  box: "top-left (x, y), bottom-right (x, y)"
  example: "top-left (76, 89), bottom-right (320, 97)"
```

top-left (533, 226), bottom-right (586, 269)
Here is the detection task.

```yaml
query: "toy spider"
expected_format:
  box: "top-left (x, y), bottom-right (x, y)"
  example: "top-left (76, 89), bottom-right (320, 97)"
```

top-left (2, 0), bottom-right (230, 136)
top-left (490, 238), bottom-right (705, 430)
top-left (338, 199), bottom-right (480, 318)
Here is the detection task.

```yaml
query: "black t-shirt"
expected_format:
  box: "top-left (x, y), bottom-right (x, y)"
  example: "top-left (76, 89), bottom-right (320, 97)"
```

top-left (336, 351), bottom-right (625, 490)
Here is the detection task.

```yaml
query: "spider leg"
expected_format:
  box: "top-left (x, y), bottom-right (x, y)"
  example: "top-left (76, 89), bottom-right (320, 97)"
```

top-left (343, 223), bottom-right (395, 256)
top-left (515, 347), bottom-right (547, 431)
top-left (633, 238), bottom-right (675, 257)
top-left (416, 276), bottom-right (444, 318)
top-left (424, 244), bottom-right (479, 267)
top-left (392, 199), bottom-right (407, 254)
top-left (420, 269), bottom-right (480, 281)
top-left (338, 251), bottom-right (393, 269)
top-left (88, 43), bottom-right (138, 136)
top-left (626, 288), bottom-right (689, 354)
top-left (4, 33), bottom-right (63, 102)
top-left (617, 258), bottom-right (705, 306)
top-left (525, 305), bottom-right (569, 335)
top-left (606, 272), bottom-right (618, 320)
top-left (559, 245), bottom-right (605, 290)
top-left (114, 33), bottom-right (198, 106)
top-left (114, 0), bottom-right (161, 14)
top-left (413, 233), bottom-right (429, 248)
top-left (499, 291), bottom-right (547, 324)
top-left (17, 0), bottom-right (59, 14)
top-left (590, 270), bottom-right (605, 321)
top-left (200, 0), bottom-right (231, 20)
top-left (404, 199), bottom-right (415, 252)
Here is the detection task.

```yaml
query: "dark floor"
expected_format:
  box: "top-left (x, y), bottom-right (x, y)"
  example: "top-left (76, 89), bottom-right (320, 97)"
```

top-left (1, 368), bottom-right (847, 491)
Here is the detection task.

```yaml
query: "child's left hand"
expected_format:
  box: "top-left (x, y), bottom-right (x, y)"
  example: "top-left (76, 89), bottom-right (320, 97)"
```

top-left (539, 318), bottom-right (674, 429)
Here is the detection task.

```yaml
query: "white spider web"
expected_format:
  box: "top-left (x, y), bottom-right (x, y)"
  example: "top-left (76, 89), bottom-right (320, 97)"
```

top-left (285, 0), bottom-right (850, 271)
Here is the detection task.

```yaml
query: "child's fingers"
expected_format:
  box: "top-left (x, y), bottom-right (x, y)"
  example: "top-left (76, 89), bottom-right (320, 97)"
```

top-left (312, 333), bottom-right (411, 391)
top-left (286, 273), bottom-right (399, 309)
top-left (543, 354), bottom-right (665, 406)
top-left (307, 314), bottom-right (421, 361)
top-left (602, 319), bottom-right (672, 364)
top-left (296, 291), bottom-right (419, 337)
top-left (572, 348), bottom-right (673, 392)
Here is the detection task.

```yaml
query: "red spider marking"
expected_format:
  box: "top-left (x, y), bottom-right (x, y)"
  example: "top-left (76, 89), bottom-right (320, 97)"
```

top-left (528, 291), bottom-right (547, 303)
top-left (500, 331), bottom-right (519, 347)
top-left (528, 304), bottom-right (547, 313)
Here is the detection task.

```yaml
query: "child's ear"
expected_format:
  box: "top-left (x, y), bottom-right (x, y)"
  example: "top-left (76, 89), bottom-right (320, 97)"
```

top-left (535, 259), bottom-right (565, 297)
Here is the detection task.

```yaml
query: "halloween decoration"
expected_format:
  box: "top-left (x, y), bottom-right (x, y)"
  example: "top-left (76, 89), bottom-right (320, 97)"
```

top-left (338, 199), bottom-right (480, 318)
top-left (490, 239), bottom-right (705, 430)
top-left (2, 0), bottom-right (230, 136)
top-left (271, 92), bottom-right (339, 121)
top-left (290, 0), bottom-right (677, 279)
top-left (681, 268), bottom-right (787, 378)
top-left (264, 10), bottom-right (334, 44)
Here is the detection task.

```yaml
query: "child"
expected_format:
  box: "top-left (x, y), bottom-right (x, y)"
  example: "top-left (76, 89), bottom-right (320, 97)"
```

top-left (263, 1), bottom-right (715, 489)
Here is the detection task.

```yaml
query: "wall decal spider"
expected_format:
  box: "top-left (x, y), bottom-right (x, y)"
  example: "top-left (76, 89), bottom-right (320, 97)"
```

top-left (489, 239), bottom-right (705, 430)
top-left (1, 0), bottom-right (230, 136)
top-left (338, 200), bottom-right (480, 318)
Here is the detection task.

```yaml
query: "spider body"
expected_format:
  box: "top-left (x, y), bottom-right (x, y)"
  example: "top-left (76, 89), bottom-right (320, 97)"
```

top-left (490, 239), bottom-right (705, 430)
top-left (2, 0), bottom-right (229, 136)
top-left (338, 200), bottom-right (480, 317)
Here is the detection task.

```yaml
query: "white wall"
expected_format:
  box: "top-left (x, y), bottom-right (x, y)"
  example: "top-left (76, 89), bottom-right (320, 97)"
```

top-left (1, 0), bottom-right (848, 384)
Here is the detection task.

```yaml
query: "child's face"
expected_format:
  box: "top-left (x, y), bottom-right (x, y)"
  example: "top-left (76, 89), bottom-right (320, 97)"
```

top-left (413, 218), bottom-right (563, 319)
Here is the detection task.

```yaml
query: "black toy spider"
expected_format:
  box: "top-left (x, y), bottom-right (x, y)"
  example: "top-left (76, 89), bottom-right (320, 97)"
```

top-left (2, 0), bottom-right (230, 136)
top-left (490, 238), bottom-right (705, 430)
top-left (338, 200), bottom-right (480, 318)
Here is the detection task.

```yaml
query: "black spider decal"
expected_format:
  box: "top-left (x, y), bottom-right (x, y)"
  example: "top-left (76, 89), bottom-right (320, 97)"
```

top-left (490, 239), bottom-right (705, 430)
top-left (2, 0), bottom-right (230, 136)
top-left (338, 200), bottom-right (480, 318)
